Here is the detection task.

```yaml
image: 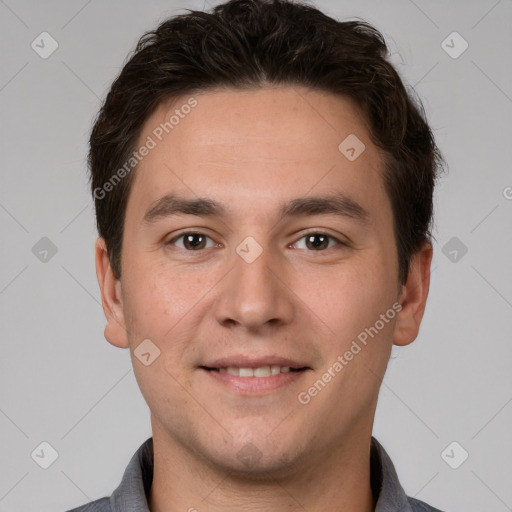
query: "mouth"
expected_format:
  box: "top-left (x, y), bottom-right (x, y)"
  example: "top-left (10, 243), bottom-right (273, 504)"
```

top-left (201, 365), bottom-right (307, 377)
top-left (199, 358), bottom-right (311, 394)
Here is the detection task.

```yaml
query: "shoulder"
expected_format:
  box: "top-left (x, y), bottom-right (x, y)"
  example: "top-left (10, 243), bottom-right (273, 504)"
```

top-left (408, 496), bottom-right (446, 512)
top-left (66, 497), bottom-right (110, 511)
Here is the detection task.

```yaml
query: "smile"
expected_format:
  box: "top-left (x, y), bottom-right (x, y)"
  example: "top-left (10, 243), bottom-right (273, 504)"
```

top-left (210, 365), bottom-right (296, 377)
top-left (201, 365), bottom-right (309, 394)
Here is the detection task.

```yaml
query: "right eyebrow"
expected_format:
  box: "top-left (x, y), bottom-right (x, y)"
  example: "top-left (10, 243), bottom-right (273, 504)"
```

top-left (142, 194), bottom-right (228, 225)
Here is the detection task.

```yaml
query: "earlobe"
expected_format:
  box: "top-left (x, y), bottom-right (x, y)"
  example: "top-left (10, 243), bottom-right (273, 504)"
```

top-left (94, 237), bottom-right (130, 349)
top-left (393, 242), bottom-right (433, 347)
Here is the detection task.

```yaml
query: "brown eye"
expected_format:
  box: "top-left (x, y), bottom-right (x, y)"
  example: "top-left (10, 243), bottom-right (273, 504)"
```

top-left (168, 232), bottom-right (214, 250)
top-left (305, 234), bottom-right (329, 250)
top-left (293, 233), bottom-right (342, 251)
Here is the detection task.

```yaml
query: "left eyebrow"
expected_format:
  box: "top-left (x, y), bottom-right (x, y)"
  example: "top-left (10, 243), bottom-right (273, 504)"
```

top-left (276, 193), bottom-right (370, 225)
top-left (141, 192), bottom-right (369, 226)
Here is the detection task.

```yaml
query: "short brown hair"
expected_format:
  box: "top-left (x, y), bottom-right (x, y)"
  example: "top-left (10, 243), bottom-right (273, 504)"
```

top-left (89, 0), bottom-right (445, 284)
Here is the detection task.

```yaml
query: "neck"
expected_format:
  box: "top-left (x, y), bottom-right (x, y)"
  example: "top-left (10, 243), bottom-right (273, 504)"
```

top-left (148, 424), bottom-right (375, 512)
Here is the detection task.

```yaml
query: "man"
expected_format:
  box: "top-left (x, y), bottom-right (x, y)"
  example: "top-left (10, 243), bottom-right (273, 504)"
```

top-left (70, 0), bottom-right (446, 510)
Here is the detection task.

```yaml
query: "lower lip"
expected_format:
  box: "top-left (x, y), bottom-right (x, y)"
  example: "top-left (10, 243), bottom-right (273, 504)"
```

top-left (202, 368), bottom-right (307, 394)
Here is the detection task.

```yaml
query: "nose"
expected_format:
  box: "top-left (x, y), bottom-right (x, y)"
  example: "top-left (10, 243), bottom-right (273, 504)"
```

top-left (213, 242), bottom-right (295, 332)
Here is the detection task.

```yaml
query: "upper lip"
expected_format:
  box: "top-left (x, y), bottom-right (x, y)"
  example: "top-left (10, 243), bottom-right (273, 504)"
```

top-left (202, 355), bottom-right (309, 369)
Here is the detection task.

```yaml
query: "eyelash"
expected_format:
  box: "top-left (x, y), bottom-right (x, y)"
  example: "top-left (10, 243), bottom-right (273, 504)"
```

top-left (166, 230), bottom-right (346, 252)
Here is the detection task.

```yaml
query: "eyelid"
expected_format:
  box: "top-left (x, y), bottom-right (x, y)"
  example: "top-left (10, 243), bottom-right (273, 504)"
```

top-left (297, 228), bottom-right (347, 242)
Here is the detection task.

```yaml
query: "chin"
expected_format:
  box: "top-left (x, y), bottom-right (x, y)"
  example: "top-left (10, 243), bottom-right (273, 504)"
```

top-left (213, 449), bottom-right (300, 481)
top-left (197, 431), bottom-right (307, 481)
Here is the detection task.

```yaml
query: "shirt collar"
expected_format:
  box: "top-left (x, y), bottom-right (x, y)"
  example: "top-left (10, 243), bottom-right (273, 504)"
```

top-left (371, 437), bottom-right (413, 512)
top-left (110, 436), bottom-right (413, 511)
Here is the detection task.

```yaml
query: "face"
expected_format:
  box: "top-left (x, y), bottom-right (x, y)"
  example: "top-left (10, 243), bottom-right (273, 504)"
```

top-left (96, 86), bottom-right (430, 478)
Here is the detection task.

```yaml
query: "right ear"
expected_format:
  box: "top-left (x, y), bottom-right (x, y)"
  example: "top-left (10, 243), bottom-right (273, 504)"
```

top-left (95, 237), bottom-right (130, 348)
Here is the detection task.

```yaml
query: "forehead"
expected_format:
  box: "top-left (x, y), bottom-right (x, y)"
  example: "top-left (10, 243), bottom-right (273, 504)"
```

top-left (129, 86), bottom-right (388, 221)
top-left (143, 86), bottom-right (372, 157)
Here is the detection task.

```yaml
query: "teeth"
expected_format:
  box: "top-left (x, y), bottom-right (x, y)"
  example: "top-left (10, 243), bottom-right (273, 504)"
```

top-left (219, 366), bottom-right (295, 377)
top-left (253, 366), bottom-right (271, 377)
top-left (239, 367), bottom-right (254, 377)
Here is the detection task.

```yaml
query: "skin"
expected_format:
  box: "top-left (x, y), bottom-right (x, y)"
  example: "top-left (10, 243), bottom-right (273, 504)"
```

top-left (95, 86), bottom-right (432, 512)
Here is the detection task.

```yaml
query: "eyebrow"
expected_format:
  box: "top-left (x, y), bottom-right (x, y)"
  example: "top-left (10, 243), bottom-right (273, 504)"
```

top-left (142, 192), bottom-right (369, 226)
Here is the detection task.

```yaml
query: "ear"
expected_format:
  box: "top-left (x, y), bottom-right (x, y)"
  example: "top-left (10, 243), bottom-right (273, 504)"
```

top-left (393, 242), bottom-right (433, 347)
top-left (95, 237), bottom-right (130, 348)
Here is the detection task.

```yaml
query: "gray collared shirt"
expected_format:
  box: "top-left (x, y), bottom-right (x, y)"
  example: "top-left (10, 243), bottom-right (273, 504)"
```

top-left (67, 437), bottom-right (444, 511)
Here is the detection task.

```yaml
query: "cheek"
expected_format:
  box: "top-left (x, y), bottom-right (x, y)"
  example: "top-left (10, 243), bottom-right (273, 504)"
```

top-left (121, 256), bottom-right (218, 373)
top-left (305, 258), bottom-right (394, 343)
top-left (122, 258), bottom-right (190, 334)
top-left (123, 262), bottom-right (202, 410)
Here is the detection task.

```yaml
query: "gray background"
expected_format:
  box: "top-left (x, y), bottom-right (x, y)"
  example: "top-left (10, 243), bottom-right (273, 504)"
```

top-left (1, 0), bottom-right (511, 510)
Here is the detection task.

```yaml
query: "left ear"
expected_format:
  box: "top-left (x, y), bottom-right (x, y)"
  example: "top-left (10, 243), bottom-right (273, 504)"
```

top-left (393, 242), bottom-right (433, 346)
